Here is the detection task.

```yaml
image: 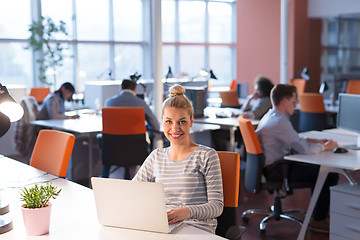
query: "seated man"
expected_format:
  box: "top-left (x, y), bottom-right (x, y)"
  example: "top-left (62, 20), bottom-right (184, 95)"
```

top-left (101, 78), bottom-right (160, 178)
top-left (256, 83), bottom-right (339, 233)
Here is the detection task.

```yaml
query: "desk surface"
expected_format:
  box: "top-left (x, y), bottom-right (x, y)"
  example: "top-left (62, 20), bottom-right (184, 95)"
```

top-left (31, 112), bottom-right (220, 134)
top-left (195, 107), bottom-right (259, 127)
top-left (285, 130), bottom-right (360, 171)
top-left (0, 156), bottom-right (225, 240)
top-left (284, 129), bottom-right (360, 240)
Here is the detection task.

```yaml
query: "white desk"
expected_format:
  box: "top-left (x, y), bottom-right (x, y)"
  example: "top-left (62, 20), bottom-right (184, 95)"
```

top-left (31, 113), bottom-right (220, 184)
top-left (195, 107), bottom-right (259, 151)
top-left (284, 130), bottom-right (360, 240)
top-left (0, 156), bottom-right (225, 240)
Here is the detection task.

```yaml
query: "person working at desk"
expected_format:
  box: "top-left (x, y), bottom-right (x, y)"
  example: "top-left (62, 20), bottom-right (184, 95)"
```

top-left (239, 75), bottom-right (274, 119)
top-left (133, 84), bottom-right (223, 234)
top-left (101, 78), bottom-right (160, 178)
top-left (212, 76), bottom-right (273, 151)
top-left (256, 83), bottom-right (339, 233)
top-left (37, 82), bottom-right (79, 120)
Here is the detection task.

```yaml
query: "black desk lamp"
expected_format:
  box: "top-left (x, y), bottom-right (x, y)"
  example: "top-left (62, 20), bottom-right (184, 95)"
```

top-left (0, 83), bottom-right (24, 234)
top-left (0, 112), bottom-right (10, 138)
top-left (165, 66), bottom-right (174, 79)
top-left (300, 67), bottom-right (310, 81)
top-left (0, 84), bottom-right (24, 123)
top-left (319, 81), bottom-right (329, 94)
top-left (209, 69), bottom-right (217, 80)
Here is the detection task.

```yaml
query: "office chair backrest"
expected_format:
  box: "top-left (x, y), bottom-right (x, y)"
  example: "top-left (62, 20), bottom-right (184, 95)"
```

top-left (217, 151), bottom-right (240, 208)
top-left (346, 80), bottom-right (360, 94)
top-left (288, 78), bottom-right (306, 95)
top-left (30, 129), bottom-right (75, 177)
top-left (229, 79), bottom-right (237, 90)
top-left (298, 93), bottom-right (326, 132)
top-left (238, 116), bottom-right (264, 194)
top-left (101, 107), bottom-right (148, 167)
top-left (102, 107), bottom-right (147, 135)
top-left (299, 93), bottom-right (325, 113)
top-left (216, 151), bottom-right (246, 238)
top-left (29, 87), bottom-right (50, 103)
top-left (14, 96), bottom-right (39, 157)
top-left (219, 90), bottom-right (241, 108)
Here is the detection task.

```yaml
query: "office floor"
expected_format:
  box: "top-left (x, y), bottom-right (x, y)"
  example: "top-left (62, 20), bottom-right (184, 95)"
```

top-left (237, 167), bottom-right (348, 240)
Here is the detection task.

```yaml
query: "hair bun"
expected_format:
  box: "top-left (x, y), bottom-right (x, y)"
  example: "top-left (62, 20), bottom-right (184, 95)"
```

top-left (168, 84), bottom-right (186, 98)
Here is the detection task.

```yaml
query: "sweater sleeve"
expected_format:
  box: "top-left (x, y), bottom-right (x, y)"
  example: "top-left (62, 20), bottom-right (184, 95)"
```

top-left (186, 149), bottom-right (224, 220)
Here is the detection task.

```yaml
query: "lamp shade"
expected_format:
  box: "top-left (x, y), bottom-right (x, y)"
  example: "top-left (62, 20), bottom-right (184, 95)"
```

top-left (0, 112), bottom-right (10, 138)
top-left (0, 84), bottom-right (24, 122)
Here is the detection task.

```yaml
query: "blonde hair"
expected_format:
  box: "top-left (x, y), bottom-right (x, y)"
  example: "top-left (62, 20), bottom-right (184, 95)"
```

top-left (162, 84), bottom-right (194, 119)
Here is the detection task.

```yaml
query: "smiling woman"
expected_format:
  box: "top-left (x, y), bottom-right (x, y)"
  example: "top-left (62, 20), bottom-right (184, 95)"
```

top-left (133, 84), bottom-right (224, 234)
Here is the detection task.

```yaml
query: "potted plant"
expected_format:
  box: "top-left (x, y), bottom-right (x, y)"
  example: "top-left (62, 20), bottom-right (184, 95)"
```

top-left (26, 16), bottom-right (70, 87)
top-left (19, 182), bottom-right (61, 236)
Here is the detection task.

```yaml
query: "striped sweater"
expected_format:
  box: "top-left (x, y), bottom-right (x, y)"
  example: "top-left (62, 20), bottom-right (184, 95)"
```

top-left (133, 145), bottom-right (224, 233)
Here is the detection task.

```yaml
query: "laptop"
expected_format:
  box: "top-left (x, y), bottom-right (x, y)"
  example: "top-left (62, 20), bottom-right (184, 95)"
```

top-left (91, 177), bottom-right (183, 234)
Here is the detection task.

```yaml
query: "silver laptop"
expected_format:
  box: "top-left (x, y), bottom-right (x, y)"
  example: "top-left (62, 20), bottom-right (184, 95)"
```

top-left (91, 177), bottom-right (183, 234)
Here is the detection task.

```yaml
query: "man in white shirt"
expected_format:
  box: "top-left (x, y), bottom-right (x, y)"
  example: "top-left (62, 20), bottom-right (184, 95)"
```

top-left (256, 84), bottom-right (339, 233)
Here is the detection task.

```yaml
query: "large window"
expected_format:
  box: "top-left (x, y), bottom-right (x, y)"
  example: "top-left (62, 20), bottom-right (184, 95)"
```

top-left (0, 0), bottom-right (32, 88)
top-left (162, 0), bottom-right (236, 86)
top-left (321, 15), bottom-right (360, 98)
top-left (0, 0), bottom-right (236, 92)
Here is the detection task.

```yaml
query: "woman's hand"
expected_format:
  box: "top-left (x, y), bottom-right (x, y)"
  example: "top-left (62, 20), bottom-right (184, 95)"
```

top-left (167, 207), bottom-right (191, 224)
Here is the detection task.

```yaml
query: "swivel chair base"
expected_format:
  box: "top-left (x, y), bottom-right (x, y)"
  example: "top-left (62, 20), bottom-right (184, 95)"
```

top-left (241, 192), bottom-right (305, 236)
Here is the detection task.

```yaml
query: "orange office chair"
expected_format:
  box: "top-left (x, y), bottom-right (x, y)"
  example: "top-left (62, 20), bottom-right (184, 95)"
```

top-left (29, 129), bottom-right (75, 178)
top-left (219, 90), bottom-right (241, 108)
top-left (29, 87), bottom-right (50, 103)
top-left (101, 107), bottom-right (149, 179)
top-left (288, 78), bottom-right (306, 95)
top-left (346, 80), bottom-right (360, 94)
top-left (238, 116), bottom-right (311, 236)
top-left (298, 93), bottom-right (326, 132)
top-left (230, 79), bottom-right (237, 90)
top-left (216, 151), bottom-right (246, 240)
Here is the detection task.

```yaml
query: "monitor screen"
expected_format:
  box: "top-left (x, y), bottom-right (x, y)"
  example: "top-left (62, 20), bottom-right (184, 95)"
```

top-left (337, 93), bottom-right (360, 133)
top-left (337, 93), bottom-right (360, 149)
top-left (183, 86), bottom-right (208, 119)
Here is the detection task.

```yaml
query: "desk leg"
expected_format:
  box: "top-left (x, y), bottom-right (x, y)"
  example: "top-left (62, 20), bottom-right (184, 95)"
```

top-left (297, 165), bottom-right (331, 240)
top-left (297, 166), bottom-right (358, 240)
top-left (229, 127), bottom-right (236, 152)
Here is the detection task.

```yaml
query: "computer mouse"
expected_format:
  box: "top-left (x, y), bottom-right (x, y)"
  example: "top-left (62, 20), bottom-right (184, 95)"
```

top-left (333, 147), bottom-right (348, 154)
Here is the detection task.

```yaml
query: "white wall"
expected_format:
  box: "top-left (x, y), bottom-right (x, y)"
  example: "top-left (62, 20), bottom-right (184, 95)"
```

top-left (309, 0), bottom-right (360, 18)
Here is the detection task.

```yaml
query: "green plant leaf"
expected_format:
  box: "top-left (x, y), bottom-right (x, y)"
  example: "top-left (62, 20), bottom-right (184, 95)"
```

top-left (20, 182), bottom-right (62, 209)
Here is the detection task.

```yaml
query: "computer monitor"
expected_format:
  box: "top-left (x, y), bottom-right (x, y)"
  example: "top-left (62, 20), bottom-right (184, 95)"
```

top-left (337, 93), bottom-right (360, 149)
top-left (183, 86), bottom-right (208, 118)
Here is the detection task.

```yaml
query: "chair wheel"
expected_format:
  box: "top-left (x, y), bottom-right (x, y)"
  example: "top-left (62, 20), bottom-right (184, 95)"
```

top-left (241, 216), bottom-right (249, 224)
top-left (260, 229), bottom-right (266, 236)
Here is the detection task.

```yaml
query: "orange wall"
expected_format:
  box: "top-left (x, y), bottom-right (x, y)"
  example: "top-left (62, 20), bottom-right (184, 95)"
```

top-left (236, 0), bottom-right (314, 93)
top-left (236, 0), bottom-right (281, 93)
